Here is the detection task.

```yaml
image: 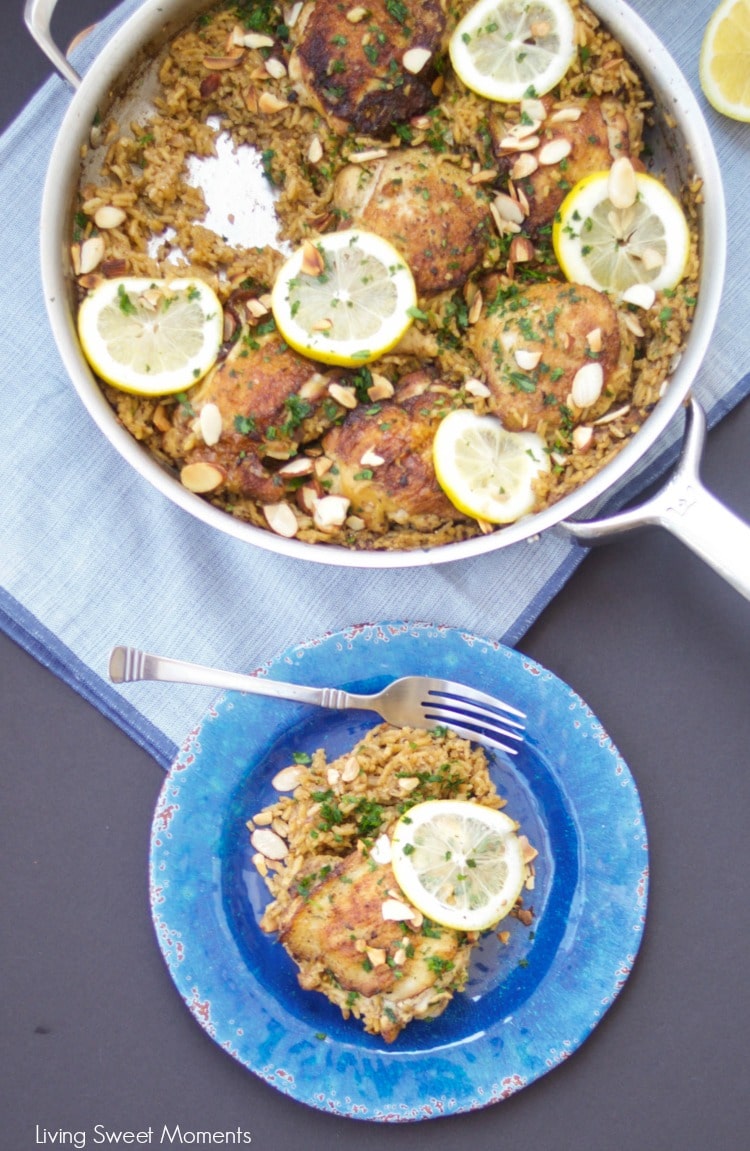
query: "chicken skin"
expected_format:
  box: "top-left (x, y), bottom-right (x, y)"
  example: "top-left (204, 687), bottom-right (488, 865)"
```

top-left (288, 0), bottom-right (447, 137)
top-left (322, 387), bottom-right (468, 533)
top-left (469, 280), bottom-right (634, 432)
top-left (491, 96), bottom-right (639, 233)
top-left (332, 149), bottom-right (492, 295)
top-left (164, 332), bottom-right (342, 501)
top-left (279, 846), bottom-right (472, 1043)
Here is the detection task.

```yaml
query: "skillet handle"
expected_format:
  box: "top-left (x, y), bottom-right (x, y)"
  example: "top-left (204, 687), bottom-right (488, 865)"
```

top-left (24, 0), bottom-right (82, 90)
top-left (563, 398), bottom-right (750, 602)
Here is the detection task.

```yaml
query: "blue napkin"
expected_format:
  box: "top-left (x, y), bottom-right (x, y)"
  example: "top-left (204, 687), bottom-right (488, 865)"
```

top-left (2, 0), bottom-right (748, 769)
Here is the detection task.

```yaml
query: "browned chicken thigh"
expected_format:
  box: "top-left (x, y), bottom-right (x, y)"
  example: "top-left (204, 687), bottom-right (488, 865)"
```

top-left (288, 0), bottom-right (448, 136)
top-left (491, 96), bottom-right (640, 233)
top-left (333, 149), bottom-right (492, 294)
top-left (469, 280), bottom-right (634, 432)
top-left (279, 846), bottom-right (473, 1043)
top-left (322, 387), bottom-right (468, 533)
top-left (164, 332), bottom-right (343, 501)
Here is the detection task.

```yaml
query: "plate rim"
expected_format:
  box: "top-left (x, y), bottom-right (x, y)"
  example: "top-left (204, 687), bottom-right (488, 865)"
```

top-left (149, 621), bottom-right (649, 1122)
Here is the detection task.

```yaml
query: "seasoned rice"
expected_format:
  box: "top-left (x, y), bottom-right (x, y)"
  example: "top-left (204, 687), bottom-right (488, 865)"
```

top-left (247, 723), bottom-right (532, 1041)
top-left (72, 0), bottom-right (701, 550)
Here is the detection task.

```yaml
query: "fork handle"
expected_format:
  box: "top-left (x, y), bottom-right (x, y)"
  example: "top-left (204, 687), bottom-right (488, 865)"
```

top-left (108, 646), bottom-right (371, 712)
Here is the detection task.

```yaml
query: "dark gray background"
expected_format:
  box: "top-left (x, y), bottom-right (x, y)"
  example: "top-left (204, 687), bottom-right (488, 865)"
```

top-left (2, 3), bottom-right (749, 1150)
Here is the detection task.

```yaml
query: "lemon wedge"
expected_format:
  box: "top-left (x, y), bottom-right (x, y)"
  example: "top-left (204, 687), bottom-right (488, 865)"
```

top-left (77, 276), bottom-right (223, 396)
top-left (449, 0), bottom-right (577, 103)
top-left (700, 0), bottom-right (750, 121)
top-left (390, 800), bottom-right (526, 932)
top-left (552, 167), bottom-right (691, 297)
top-left (433, 409), bottom-right (550, 524)
top-left (270, 230), bottom-right (417, 367)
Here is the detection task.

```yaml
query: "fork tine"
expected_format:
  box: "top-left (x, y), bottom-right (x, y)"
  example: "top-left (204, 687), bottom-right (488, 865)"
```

top-left (428, 718), bottom-right (522, 755)
top-left (427, 680), bottom-right (526, 721)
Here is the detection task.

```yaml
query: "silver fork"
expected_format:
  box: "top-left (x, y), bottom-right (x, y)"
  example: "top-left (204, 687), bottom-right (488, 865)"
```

top-left (109, 646), bottom-right (526, 754)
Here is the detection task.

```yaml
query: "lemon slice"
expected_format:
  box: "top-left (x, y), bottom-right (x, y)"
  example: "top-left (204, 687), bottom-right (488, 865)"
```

top-left (700, 0), bottom-right (750, 121)
top-left (270, 230), bottom-right (417, 367)
top-left (77, 277), bottom-right (223, 396)
top-left (390, 800), bottom-right (526, 932)
top-left (449, 0), bottom-right (577, 103)
top-left (433, 409), bottom-right (550, 524)
top-left (552, 169), bottom-right (691, 296)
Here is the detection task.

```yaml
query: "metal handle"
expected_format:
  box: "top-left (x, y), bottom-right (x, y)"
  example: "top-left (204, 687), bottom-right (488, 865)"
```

top-left (564, 398), bottom-right (750, 602)
top-left (108, 646), bottom-right (363, 711)
top-left (24, 0), bottom-right (82, 89)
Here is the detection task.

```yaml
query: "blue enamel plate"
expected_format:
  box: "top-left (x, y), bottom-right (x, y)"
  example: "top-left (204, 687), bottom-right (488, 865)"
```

top-left (150, 622), bottom-right (648, 1121)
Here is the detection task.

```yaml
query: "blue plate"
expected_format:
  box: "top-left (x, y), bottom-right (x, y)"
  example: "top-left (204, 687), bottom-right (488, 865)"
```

top-left (150, 622), bottom-right (648, 1121)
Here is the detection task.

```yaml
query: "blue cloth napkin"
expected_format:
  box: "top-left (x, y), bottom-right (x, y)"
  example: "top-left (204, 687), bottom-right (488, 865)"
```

top-left (2, 0), bottom-right (748, 769)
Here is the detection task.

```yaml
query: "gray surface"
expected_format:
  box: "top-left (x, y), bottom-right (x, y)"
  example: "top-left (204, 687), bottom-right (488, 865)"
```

top-left (3, 3), bottom-right (750, 1150)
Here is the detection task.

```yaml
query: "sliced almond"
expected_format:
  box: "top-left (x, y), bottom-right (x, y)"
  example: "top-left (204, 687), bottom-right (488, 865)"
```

top-left (180, 461), bottom-right (225, 493)
top-left (258, 91), bottom-right (290, 114)
top-left (572, 425), bottom-right (594, 451)
top-left (608, 156), bottom-right (637, 210)
top-left (360, 448), bottom-right (385, 467)
top-left (263, 502), bottom-right (299, 537)
top-left (250, 826), bottom-right (288, 860)
top-left (510, 235), bottom-right (536, 263)
top-left (301, 239), bottom-right (325, 276)
top-left (398, 776), bottom-right (421, 792)
top-left (520, 97), bottom-right (547, 122)
top-left (272, 764), bottom-right (305, 791)
top-left (245, 297), bottom-right (269, 319)
top-left (498, 133), bottom-right (539, 152)
top-left (622, 283), bottom-right (656, 310)
top-left (381, 897), bottom-right (418, 922)
top-left (307, 135), bottom-right (323, 163)
top-left (278, 456), bottom-right (315, 478)
top-left (312, 494), bottom-right (350, 530)
top-left (366, 947), bottom-right (387, 967)
top-left (265, 57), bottom-right (287, 80)
top-left (623, 312), bottom-right (645, 338)
top-left (585, 327), bottom-right (603, 353)
top-left (341, 756), bottom-right (360, 782)
top-left (641, 247), bottom-right (665, 271)
top-left (370, 833), bottom-right (392, 865)
top-left (79, 235), bottom-right (105, 274)
top-left (367, 376), bottom-right (394, 401)
top-left (508, 119), bottom-right (542, 141)
top-left (346, 5), bottom-right (368, 21)
top-left (203, 51), bottom-right (245, 70)
top-left (549, 105), bottom-right (583, 123)
top-left (328, 382), bottom-right (358, 409)
top-left (464, 377), bottom-right (491, 398)
top-left (238, 31), bottom-right (275, 48)
top-left (571, 361), bottom-right (604, 407)
top-left (492, 191), bottom-right (526, 224)
top-left (402, 46), bottom-right (431, 74)
top-left (94, 205), bottom-right (126, 230)
top-left (468, 167), bottom-right (499, 185)
top-left (311, 317), bottom-right (333, 332)
top-left (299, 371), bottom-right (329, 400)
top-left (538, 137), bottom-right (572, 166)
top-left (515, 348), bottom-right (542, 371)
top-left (347, 148), bottom-right (389, 163)
top-left (511, 152), bottom-right (539, 180)
top-left (199, 402), bottom-right (223, 447)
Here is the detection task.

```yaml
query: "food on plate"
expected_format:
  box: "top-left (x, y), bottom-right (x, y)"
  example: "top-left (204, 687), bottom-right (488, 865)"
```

top-left (72, 0), bottom-right (700, 550)
top-left (248, 724), bottom-right (536, 1043)
top-left (699, 0), bottom-right (750, 122)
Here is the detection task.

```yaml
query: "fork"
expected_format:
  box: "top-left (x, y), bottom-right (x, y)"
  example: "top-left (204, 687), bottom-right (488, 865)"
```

top-left (109, 646), bottom-right (526, 754)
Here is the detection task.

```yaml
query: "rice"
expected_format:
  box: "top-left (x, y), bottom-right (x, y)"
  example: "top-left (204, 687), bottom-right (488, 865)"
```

top-left (72, 0), bottom-right (701, 550)
top-left (246, 723), bottom-right (531, 1042)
